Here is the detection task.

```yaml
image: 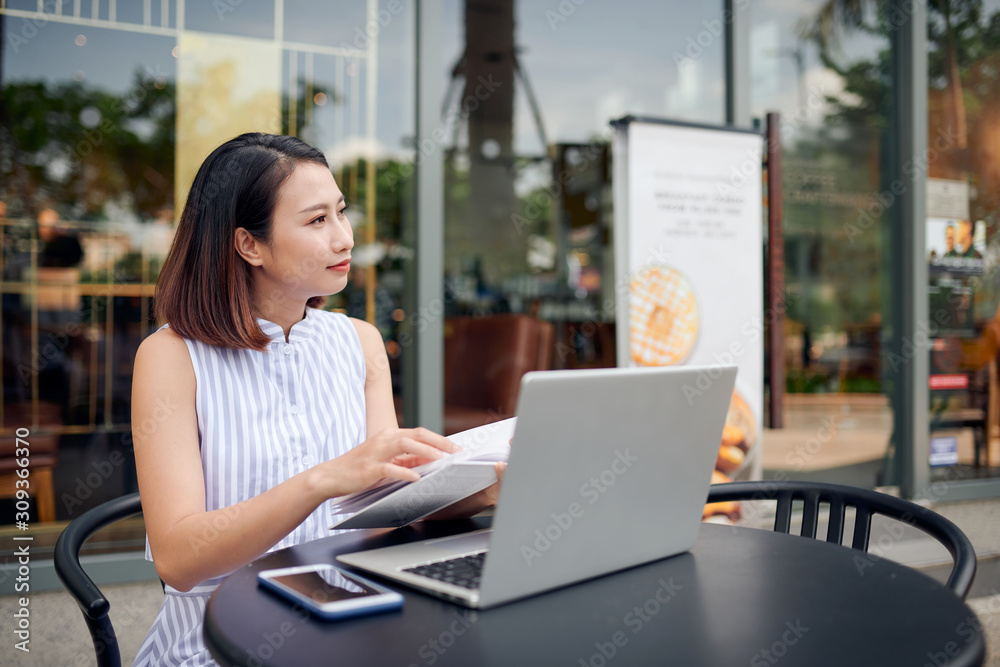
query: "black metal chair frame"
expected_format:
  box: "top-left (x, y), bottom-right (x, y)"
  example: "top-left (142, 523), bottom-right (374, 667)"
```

top-left (54, 492), bottom-right (144, 667)
top-left (707, 481), bottom-right (977, 599)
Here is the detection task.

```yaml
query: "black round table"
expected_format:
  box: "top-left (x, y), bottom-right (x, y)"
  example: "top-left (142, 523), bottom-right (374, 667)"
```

top-left (204, 519), bottom-right (986, 667)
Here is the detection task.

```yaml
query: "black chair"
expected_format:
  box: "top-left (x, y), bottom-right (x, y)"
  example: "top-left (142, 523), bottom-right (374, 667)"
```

top-left (54, 492), bottom-right (145, 667)
top-left (706, 481), bottom-right (977, 599)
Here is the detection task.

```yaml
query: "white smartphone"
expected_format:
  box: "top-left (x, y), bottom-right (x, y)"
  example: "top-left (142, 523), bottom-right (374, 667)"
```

top-left (257, 564), bottom-right (404, 620)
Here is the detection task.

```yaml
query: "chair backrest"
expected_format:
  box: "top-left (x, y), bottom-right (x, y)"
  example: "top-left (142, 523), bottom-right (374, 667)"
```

top-left (54, 492), bottom-right (144, 667)
top-left (706, 481), bottom-right (977, 599)
top-left (444, 314), bottom-right (554, 414)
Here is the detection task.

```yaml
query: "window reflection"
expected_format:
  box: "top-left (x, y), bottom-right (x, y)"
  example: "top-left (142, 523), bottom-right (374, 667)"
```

top-left (927, 0), bottom-right (1000, 477)
top-left (2, 22), bottom-right (177, 441)
top-left (283, 0), bottom-right (369, 48)
top-left (0, 1), bottom-right (414, 523)
top-left (184, 0), bottom-right (275, 39)
top-left (437, 0), bottom-right (726, 434)
top-left (441, 0), bottom-right (726, 306)
top-left (748, 0), bottom-right (893, 483)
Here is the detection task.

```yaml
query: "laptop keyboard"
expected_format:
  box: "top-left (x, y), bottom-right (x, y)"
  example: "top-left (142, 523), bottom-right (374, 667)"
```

top-left (403, 552), bottom-right (486, 590)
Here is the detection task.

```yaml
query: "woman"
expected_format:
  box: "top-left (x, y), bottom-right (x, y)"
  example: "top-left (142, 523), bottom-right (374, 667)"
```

top-left (133, 133), bottom-right (499, 665)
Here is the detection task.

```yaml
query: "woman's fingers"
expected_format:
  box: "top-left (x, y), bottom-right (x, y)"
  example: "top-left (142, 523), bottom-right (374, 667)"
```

top-left (392, 437), bottom-right (454, 464)
top-left (403, 427), bottom-right (462, 455)
top-left (381, 462), bottom-right (421, 483)
top-left (331, 427), bottom-right (460, 496)
top-left (391, 453), bottom-right (421, 468)
top-left (392, 453), bottom-right (441, 468)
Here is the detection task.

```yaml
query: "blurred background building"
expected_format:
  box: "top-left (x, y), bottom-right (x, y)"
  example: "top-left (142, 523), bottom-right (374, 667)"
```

top-left (1, 0), bottom-right (999, 564)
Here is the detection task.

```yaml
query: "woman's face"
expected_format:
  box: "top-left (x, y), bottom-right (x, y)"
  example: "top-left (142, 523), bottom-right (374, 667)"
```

top-left (256, 161), bottom-right (354, 302)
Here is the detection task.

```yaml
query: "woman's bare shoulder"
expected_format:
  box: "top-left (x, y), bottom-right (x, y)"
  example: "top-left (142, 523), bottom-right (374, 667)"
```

top-left (137, 325), bottom-right (188, 353)
top-left (134, 327), bottom-right (194, 381)
top-left (348, 317), bottom-right (383, 353)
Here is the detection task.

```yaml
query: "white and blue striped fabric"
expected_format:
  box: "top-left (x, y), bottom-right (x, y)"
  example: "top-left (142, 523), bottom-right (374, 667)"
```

top-left (134, 308), bottom-right (367, 666)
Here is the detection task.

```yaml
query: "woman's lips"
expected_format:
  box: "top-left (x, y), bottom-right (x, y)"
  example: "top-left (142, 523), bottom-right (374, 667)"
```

top-left (328, 259), bottom-right (351, 273)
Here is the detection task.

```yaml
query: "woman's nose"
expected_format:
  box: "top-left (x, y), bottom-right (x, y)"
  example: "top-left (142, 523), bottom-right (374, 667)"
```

top-left (333, 225), bottom-right (354, 251)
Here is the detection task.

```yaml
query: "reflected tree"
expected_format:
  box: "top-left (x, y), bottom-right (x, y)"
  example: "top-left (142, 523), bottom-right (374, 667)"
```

top-left (782, 0), bottom-right (1000, 389)
top-left (802, 0), bottom-right (1000, 183)
top-left (0, 69), bottom-right (175, 220)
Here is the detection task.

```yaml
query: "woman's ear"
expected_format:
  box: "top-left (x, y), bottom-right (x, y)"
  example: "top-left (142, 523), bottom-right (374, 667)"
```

top-left (234, 227), bottom-right (265, 266)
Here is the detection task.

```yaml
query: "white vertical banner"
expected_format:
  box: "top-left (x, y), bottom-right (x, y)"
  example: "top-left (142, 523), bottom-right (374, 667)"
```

top-left (613, 117), bottom-right (764, 484)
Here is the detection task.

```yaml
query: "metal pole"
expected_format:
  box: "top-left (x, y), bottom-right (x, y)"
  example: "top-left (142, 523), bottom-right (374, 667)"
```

top-left (365, 0), bottom-right (378, 326)
top-left (408, 0), bottom-right (444, 432)
top-left (724, 0), bottom-right (750, 127)
top-left (766, 112), bottom-right (785, 429)
top-left (891, 0), bottom-right (929, 499)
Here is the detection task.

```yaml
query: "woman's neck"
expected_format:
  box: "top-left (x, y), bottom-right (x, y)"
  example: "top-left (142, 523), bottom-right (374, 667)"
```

top-left (253, 299), bottom-right (308, 342)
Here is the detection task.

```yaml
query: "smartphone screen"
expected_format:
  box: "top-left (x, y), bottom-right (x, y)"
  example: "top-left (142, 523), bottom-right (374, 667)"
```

top-left (267, 567), bottom-right (382, 604)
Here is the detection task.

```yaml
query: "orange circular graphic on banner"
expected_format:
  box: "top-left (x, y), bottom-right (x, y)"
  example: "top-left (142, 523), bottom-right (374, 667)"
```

top-left (629, 266), bottom-right (698, 366)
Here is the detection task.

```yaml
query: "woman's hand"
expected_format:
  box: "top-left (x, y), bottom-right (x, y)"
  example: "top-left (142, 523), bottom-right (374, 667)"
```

top-left (423, 460), bottom-right (508, 521)
top-left (308, 427), bottom-right (461, 500)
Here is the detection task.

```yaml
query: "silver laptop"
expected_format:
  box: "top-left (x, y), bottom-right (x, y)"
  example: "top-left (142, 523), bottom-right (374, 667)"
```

top-left (337, 365), bottom-right (736, 609)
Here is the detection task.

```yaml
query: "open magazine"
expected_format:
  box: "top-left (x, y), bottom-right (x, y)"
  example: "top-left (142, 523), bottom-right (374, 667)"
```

top-left (329, 418), bottom-right (516, 530)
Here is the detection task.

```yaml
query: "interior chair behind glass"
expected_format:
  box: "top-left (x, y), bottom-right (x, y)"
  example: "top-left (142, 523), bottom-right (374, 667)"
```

top-left (54, 492), bottom-right (145, 667)
top-left (0, 400), bottom-right (61, 522)
top-left (443, 314), bottom-right (554, 435)
top-left (706, 480), bottom-right (977, 599)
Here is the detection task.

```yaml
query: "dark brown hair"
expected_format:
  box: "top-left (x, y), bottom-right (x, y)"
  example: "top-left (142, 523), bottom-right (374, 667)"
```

top-left (154, 133), bottom-right (329, 350)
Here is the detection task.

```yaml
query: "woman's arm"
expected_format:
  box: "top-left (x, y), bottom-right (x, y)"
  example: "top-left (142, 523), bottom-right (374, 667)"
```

top-left (350, 318), bottom-right (399, 435)
top-left (133, 327), bottom-right (456, 592)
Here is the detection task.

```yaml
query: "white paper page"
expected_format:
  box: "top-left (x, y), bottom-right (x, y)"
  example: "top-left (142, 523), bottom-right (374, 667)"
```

top-left (331, 462), bottom-right (499, 529)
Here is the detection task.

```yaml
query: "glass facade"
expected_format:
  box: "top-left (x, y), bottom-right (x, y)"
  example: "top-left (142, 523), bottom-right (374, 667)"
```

top-left (925, 0), bottom-right (1000, 482)
top-left (1, 0), bottom-right (999, 551)
top-left (438, 0), bottom-right (725, 309)
top-left (748, 0), bottom-right (894, 485)
top-left (0, 1), bottom-right (414, 533)
top-left (434, 0), bottom-right (726, 435)
top-left (2, 12), bottom-right (180, 525)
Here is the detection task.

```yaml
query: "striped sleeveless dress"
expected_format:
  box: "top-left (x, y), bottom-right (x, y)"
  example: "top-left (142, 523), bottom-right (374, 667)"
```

top-left (134, 308), bottom-right (367, 666)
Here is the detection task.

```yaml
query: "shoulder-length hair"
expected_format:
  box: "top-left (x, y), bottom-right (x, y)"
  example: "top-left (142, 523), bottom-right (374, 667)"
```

top-left (155, 133), bottom-right (329, 350)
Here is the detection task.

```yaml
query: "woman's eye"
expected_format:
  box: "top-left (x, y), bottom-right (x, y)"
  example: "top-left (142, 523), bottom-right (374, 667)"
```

top-left (338, 205), bottom-right (350, 219)
top-left (311, 215), bottom-right (326, 224)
